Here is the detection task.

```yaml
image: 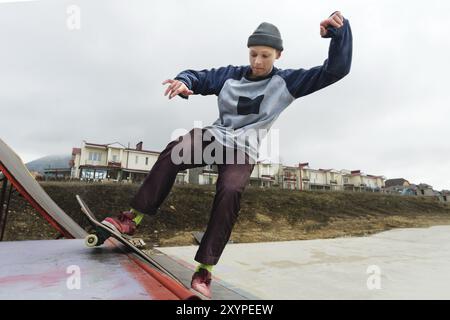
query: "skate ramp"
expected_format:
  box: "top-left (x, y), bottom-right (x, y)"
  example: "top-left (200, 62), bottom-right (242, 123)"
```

top-left (0, 138), bottom-right (85, 238)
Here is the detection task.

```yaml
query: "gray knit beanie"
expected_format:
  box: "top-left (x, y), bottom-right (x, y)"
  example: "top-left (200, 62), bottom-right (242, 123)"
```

top-left (247, 22), bottom-right (283, 51)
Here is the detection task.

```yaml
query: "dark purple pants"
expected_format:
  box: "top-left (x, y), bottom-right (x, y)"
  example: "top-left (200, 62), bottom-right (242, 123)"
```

top-left (130, 128), bottom-right (255, 265)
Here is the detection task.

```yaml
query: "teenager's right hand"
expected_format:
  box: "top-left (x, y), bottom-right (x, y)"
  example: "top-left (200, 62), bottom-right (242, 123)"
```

top-left (162, 79), bottom-right (194, 99)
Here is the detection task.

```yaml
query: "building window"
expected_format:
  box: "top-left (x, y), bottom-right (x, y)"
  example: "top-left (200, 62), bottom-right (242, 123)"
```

top-left (81, 169), bottom-right (106, 180)
top-left (112, 155), bottom-right (118, 162)
top-left (145, 157), bottom-right (149, 165)
top-left (89, 152), bottom-right (101, 161)
top-left (135, 156), bottom-right (139, 164)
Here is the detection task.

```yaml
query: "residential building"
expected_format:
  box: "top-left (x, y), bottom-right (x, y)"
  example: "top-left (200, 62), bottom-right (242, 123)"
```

top-left (385, 178), bottom-right (411, 188)
top-left (280, 166), bottom-right (299, 190)
top-left (416, 183), bottom-right (435, 197)
top-left (69, 141), bottom-right (423, 197)
top-left (188, 165), bottom-right (218, 185)
top-left (44, 168), bottom-right (71, 180)
top-left (250, 161), bottom-right (282, 187)
top-left (385, 178), bottom-right (412, 194)
top-left (70, 141), bottom-right (188, 183)
top-left (438, 190), bottom-right (450, 203)
top-left (279, 163), bottom-right (385, 192)
top-left (341, 170), bottom-right (385, 192)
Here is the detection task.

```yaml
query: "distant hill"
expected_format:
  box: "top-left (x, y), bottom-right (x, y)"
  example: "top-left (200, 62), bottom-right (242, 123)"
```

top-left (26, 155), bottom-right (71, 173)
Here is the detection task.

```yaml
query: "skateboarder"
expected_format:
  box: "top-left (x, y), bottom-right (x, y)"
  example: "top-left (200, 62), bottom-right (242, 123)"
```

top-left (102, 11), bottom-right (352, 298)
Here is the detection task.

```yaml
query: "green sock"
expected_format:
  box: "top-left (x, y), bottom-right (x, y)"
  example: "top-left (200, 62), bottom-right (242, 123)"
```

top-left (130, 208), bottom-right (145, 226)
top-left (196, 263), bottom-right (213, 273)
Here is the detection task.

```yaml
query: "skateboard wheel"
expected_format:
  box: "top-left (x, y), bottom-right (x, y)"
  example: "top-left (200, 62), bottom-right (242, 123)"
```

top-left (85, 234), bottom-right (99, 247)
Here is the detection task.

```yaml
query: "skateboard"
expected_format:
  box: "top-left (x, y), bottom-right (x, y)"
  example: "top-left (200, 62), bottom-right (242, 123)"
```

top-left (75, 195), bottom-right (209, 300)
top-left (76, 195), bottom-right (177, 278)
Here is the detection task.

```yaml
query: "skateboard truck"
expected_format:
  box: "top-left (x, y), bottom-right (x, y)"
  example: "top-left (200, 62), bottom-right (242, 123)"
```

top-left (85, 227), bottom-right (110, 247)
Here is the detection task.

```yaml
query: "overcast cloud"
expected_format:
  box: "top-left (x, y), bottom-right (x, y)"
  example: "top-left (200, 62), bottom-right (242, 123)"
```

top-left (0, 0), bottom-right (449, 190)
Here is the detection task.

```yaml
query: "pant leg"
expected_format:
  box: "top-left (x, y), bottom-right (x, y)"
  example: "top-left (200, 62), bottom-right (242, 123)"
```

top-left (130, 128), bottom-right (208, 214)
top-left (194, 150), bottom-right (254, 265)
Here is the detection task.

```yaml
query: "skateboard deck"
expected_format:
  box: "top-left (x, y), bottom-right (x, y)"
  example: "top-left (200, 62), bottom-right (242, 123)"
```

top-left (75, 195), bottom-right (209, 300)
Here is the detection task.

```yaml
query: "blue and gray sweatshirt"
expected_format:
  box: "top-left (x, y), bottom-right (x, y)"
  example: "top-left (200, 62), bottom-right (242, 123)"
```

top-left (175, 18), bottom-right (352, 161)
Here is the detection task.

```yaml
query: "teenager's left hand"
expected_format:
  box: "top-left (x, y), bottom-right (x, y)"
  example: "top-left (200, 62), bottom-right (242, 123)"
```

top-left (320, 11), bottom-right (344, 37)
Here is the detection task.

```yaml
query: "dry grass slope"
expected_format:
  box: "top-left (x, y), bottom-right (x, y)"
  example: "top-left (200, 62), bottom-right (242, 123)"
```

top-left (3, 182), bottom-right (449, 246)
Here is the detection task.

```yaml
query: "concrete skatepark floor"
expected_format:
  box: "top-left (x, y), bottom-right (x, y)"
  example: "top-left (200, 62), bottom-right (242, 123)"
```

top-left (159, 225), bottom-right (450, 299)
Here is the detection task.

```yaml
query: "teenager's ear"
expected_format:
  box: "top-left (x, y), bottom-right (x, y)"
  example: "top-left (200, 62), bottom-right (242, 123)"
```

top-left (276, 50), bottom-right (282, 59)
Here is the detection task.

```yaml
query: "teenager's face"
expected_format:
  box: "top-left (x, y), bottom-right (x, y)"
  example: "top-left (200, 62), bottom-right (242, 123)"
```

top-left (249, 46), bottom-right (281, 77)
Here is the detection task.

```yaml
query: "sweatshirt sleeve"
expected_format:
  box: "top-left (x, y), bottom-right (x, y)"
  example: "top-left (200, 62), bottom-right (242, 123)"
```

top-left (174, 65), bottom-right (244, 99)
top-left (278, 16), bottom-right (353, 99)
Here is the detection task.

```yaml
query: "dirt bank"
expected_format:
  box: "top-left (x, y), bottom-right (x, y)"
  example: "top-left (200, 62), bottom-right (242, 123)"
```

top-left (3, 182), bottom-right (449, 247)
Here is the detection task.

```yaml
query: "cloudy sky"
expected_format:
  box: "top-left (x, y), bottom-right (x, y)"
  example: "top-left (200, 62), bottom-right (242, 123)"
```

top-left (1, 0), bottom-right (449, 190)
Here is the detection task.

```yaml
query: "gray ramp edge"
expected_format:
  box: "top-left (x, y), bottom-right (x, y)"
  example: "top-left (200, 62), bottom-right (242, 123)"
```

top-left (0, 138), bottom-right (86, 238)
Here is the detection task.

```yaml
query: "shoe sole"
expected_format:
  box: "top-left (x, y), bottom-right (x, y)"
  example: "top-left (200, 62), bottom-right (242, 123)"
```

top-left (101, 220), bottom-right (121, 233)
top-left (190, 287), bottom-right (212, 300)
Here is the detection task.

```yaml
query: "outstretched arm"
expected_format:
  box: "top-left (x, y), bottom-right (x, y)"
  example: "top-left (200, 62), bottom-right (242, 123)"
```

top-left (279, 11), bottom-right (353, 99)
top-left (163, 65), bottom-right (243, 100)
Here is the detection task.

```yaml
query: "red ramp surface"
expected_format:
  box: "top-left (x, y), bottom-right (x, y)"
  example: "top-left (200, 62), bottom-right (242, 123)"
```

top-left (0, 239), bottom-right (197, 299)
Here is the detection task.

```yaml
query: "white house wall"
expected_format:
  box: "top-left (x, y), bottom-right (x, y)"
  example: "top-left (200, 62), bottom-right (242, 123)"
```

top-left (349, 175), bottom-right (363, 186)
top-left (309, 171), bottom-right (327, 185)
top-left (125, 151), bottom-right (159, 171)
top-left (108, 148), bottom-right (123, 163)
top-left (362, 176), bottom-right (380, 189)
top-left (74, 153), bottom-right (81, 178)
top-left (82, 146), bottom-right (108, 166)
top-left (251, 165), bottom-right (259, 178)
